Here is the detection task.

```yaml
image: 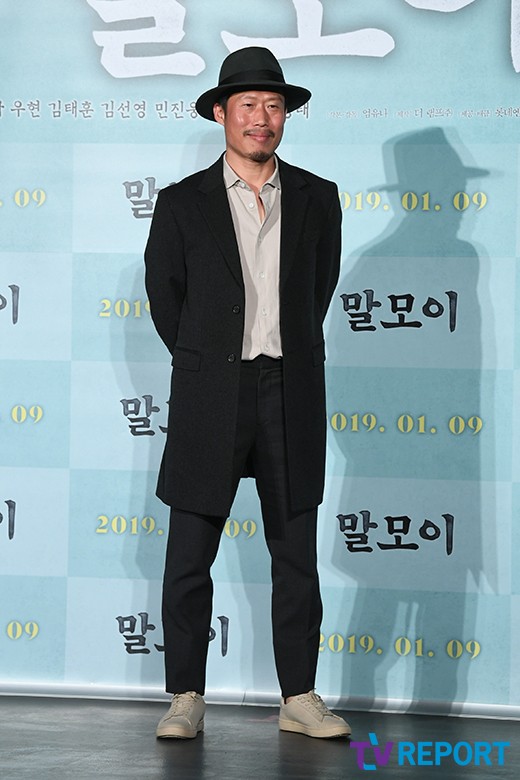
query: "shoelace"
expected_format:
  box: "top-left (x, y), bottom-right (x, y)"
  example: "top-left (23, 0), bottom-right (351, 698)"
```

top-left (168, 693), bottom-right (198, 717)
top-left (302, 691), bottom-right (331, 716)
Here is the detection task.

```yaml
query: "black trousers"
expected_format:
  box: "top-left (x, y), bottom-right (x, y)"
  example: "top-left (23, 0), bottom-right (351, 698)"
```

top-left (162, 356), bottom-right (323, 699)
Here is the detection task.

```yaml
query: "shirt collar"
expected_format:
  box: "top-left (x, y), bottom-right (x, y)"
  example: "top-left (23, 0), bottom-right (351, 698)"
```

top-left (223, 155), bottom-right (281, 191)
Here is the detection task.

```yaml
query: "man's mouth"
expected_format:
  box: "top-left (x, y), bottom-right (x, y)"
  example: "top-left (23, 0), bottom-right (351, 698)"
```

top-left (245, 131), bottom-right (274, 140)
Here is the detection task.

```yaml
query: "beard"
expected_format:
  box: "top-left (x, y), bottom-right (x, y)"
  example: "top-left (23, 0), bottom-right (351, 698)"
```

top-left (248, 150), bottom-right (273, 163)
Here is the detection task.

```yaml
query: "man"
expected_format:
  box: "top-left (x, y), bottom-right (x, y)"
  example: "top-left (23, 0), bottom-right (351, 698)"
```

top-left (145, 46), bottom-right (349, 740)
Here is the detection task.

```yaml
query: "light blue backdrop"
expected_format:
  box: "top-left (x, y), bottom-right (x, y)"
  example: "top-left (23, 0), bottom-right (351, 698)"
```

top-left (1, 0), bottom-right (519, 716)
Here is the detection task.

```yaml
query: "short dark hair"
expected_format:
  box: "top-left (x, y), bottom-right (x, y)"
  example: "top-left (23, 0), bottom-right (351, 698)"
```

top-left (218, 94), bottom-right (230, 113)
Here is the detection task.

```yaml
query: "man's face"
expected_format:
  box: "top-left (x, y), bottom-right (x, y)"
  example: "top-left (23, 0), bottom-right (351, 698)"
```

top-left (213, 91), bottom-right (286, 164)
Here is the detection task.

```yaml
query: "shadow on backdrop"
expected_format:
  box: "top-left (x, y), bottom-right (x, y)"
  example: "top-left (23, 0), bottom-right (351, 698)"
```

top-left (326, 127), bottom-right (496, 714)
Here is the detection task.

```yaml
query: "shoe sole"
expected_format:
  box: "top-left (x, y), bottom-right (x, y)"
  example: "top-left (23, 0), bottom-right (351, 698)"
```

top-left (279, 718), bottom-right (351, 739)
top-left (156, 718), bottom-right (204, 739)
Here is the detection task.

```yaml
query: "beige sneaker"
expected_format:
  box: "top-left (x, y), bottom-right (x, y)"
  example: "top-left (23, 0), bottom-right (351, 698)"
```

top-left (279, 690), bottom-right (351, 739)
top-left (156, 692), bottom-right (205, 739)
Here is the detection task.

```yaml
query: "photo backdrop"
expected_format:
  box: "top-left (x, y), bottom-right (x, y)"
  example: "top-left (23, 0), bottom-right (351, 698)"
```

top-left (1, 0), bottom-right (520, 716)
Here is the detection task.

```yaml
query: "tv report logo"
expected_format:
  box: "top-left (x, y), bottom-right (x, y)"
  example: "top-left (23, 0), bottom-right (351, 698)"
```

top-left (350, 732), bottom-right (509, 770)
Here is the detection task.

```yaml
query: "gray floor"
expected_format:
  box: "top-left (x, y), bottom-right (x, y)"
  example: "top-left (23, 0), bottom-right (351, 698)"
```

top-left (0, 696), bottom-right (518, 780)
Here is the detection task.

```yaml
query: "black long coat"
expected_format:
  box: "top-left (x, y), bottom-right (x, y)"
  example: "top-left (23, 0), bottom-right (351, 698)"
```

top-left (144, 154), bottom-right (341, 517)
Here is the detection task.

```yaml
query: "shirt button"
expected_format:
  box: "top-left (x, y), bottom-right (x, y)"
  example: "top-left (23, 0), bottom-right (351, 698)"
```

top-left (232, 305), bottom-right (241, 314)
top-left (227, 353), bottom-right (236, 363)
top-left (248, 202), bottom-right (254, 209)
top-left (264, 344), bottom-right (270, 351)
top-left (259, 271), bottom-right (265, 279)
top-left (261, 308), bottom-right (267, 316)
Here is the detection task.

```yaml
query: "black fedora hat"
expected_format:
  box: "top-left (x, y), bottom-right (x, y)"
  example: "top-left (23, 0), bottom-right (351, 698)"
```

top-left (195, 47), bottom-right (311, 121)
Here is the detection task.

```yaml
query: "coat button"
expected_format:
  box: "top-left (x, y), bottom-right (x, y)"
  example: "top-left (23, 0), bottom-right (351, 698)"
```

top-left (232, 305), bottom-right (241, 314)
top-left (227, 353), bottom-right (236, 363)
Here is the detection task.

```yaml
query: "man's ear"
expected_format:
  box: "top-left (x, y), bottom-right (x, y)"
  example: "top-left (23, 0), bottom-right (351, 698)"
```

top-left (213, 103), bottom-right (225, 125)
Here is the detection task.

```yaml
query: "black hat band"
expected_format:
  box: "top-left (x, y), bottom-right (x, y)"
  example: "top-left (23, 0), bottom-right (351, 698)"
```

top-left (219, 68), bottom-right (285, 87)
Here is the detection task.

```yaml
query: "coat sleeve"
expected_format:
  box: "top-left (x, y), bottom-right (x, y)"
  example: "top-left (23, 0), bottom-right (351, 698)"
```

top-left (315, 185), bottom-right (342, 322)
top-left (144, 188), bottom-right (186, 356)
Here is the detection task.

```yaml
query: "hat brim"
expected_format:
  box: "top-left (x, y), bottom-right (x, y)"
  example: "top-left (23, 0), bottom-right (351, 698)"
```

top-left (377, 166), bottom-right (490, 191)
top-left (196, 81), bottom-right (311, 121)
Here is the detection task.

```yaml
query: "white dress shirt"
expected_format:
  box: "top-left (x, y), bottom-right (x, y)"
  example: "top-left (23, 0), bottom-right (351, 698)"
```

top-left (223, 155), bottom-right (282, 360)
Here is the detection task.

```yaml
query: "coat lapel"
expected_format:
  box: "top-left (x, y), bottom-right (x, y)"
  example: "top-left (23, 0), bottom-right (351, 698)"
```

top-left (198, 156), bottom-right (244, 289)
top-left (278, 159), bottom-right (309, 291)
top-left (197, 155), bottom-right (309, 291)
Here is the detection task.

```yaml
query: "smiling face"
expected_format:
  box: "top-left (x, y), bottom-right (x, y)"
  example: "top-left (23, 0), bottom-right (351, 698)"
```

top-left (213, 90), bottom-right (286, 168)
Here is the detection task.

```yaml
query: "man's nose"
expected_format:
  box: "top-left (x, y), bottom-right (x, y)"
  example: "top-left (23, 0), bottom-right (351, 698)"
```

top-left (252, 105), bottom-right (269, 124)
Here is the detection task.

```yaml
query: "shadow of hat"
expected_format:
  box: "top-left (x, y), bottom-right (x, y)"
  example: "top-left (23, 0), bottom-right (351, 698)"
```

top-left (196, 47), bottom-right (311, 121)
top-left (376, 128), bottom-right (489, 191)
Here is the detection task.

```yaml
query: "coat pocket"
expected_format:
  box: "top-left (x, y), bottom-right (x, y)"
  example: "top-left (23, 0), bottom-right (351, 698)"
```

top-left (172, 346), bottom-right (201, 371)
